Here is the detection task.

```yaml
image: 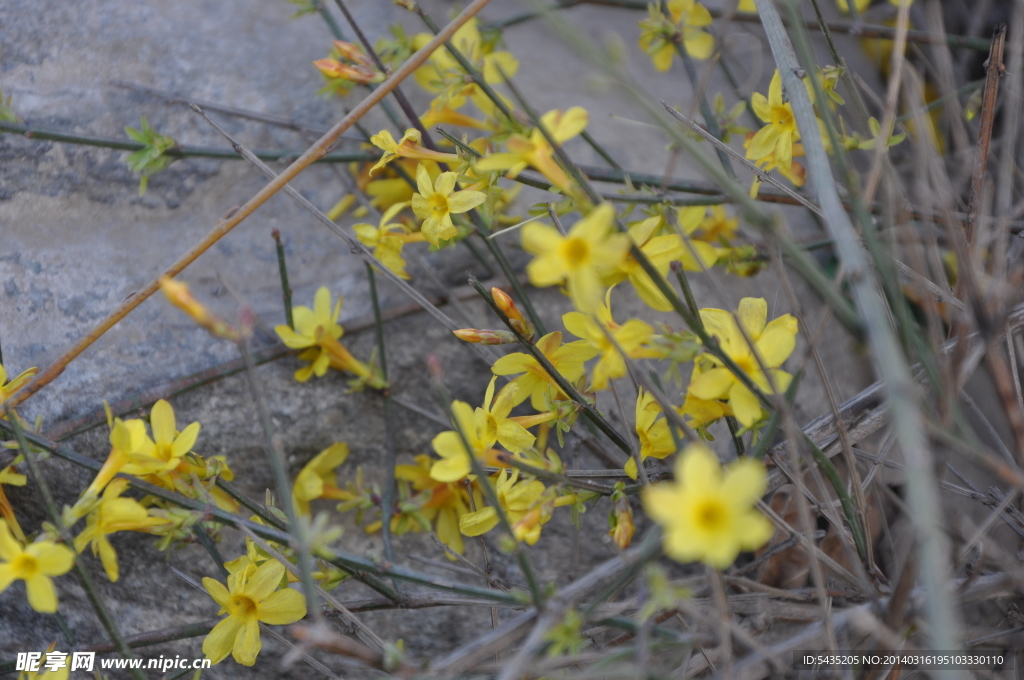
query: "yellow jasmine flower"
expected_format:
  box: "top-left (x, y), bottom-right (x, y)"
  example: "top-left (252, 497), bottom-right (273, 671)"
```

top-left (0, 519), bottom-right (75, 613)
top-left (275, 287), bottom-right (384, 388)
top-left (746, 70), bottom-right (802, 172)
top-left (73, 478), bottom-right (168, 582)
top-left (410, 164), bottom-right (486, 247)
top-left (687, 297), bottom-right (797, 427)
top-left (420, 100), bottom-right (493, 131)
top-left (562, 293), bottom-right (656, 391)
top-left (638, 0), bottom-right (715, 71)
top-left (679, 365), bottom-right (732, 432)
top-left (605, 214), bottom-right (715, 312)
top-left (413, 18), bottom-right (518, 111)
top-left (479, 377), bottom-right (546, 454)
top-left (0, 363), bottom-right (37, 406)
top-left (746, 70), bottom-right (825, 179)
top-left (368, 128), bottom-right (460, 176)
top-left (430, 400), bottom-right (502, 483)
top-left (643, 444), bottom-right (773, 568)
top-left (491, 331), bottom-right (600, 411)
top-left (353, 202), bottom-right (426, 280)
top-left (396, 455), bottom-right (481, 556)
top-left (475, 107), bottom-right (589, 195)
top-left (293, 443), bottom-right (350, 516)
top-left (202, 559), bottom-right (306, 666)
top-left (459, 469), bottom-right (550, 545)
top-left (121, 399), bottom-right (199, 478)
top-left (522, 204), bottom-right (630, 313)
top-left (624, 390), bottom-right (677, 480)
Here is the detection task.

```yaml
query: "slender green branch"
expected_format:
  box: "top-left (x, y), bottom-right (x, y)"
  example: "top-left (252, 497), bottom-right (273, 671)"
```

top-left (272, 229), bottom-right (294, 329)
top-left (0, 120), bottom-right (377, 163)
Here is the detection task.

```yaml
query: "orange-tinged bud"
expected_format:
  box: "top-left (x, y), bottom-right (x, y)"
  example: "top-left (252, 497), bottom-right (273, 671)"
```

top-left (453, 328), bottom-right (517, 345)
top-left (159, 276), bottom-right (239, 341)
top-left (331, 40), bottom-right (374, 67)
top-left (491, 288), bottom-right (535, 340)
top-left (313, 59), bottom-right (382, 84)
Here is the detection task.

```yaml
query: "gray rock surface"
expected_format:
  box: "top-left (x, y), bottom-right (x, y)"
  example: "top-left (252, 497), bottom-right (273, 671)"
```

top-left (0, 0), bottom-right (875, 675)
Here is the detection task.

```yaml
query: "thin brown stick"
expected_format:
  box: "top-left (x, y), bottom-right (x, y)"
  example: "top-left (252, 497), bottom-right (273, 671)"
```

top-left (964, 24), bottom-right (1007, 245)
top-left (2, 0), bottom-right (494, 413)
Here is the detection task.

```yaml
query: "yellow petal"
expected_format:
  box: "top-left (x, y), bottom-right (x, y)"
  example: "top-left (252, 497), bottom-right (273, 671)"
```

top-left (721, 458), bottom-right (768, 507)
top-left (688, 367), bottom-right (735, 400)
top-left (232, 616), bottom-right (262, 666)
top-left (0, 520), bottom-right (21, 561)
top-left (729, 382), bottom-right (763, 427)
top-left (737, 297), bottom-right (768, 338)
top-left (459, 507), bottom-right (499, 536)
top-left (258, 587), bottom-right (306, 624)
top-left (30, 542), bottom-right (75, 576)
top-left (25, 574), bottom-right (57, 613)
top-left (678, 445), bottom-right (719, 491)
top-left (203, 615), bottom-right (243, 665)
top-left (171, 422), bottom-right (200, 458)
top-left (446, 189), bottom-right (487, 214)
top-left (245, 560), bottom-right (285, 601)
top-left (149, 400), bottom-right (176, 446)
top-left (203, 576), bottom-right (231, 608)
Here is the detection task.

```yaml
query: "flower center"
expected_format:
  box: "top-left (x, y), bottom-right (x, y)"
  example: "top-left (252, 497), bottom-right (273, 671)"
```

top-left (561, 238), bottom-right (590, 267)
top-left (694, 499), bottom-right (727, 532)
top-left (772, 105), bottom-right (794, 130)
top-left (230, 594), bottom-right (258, 618)
top-left (12, 553), bottom-right (38, 578)
top-left (156, 443), bottom-right (175, 462)
top-left (429, 193), bottom-right (449, 215)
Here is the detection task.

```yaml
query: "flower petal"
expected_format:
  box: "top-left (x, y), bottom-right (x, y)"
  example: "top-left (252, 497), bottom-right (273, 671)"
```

top-left (203, 615), bottom-right (243, 665)
top-left (459, 507), bottom-right (499, 536)
top-left (232, 617), bottom-right (262, 666)
top-left (729, 382), bottom-right (763, 427)
top-left (150, 400), bottom-right (176, 446)
top-left (203, 577), bottom-right (231, 609)
top-left (258, 587), bottom-right (307, 625)
top-left (446, 189), bottom-right (487, 214)
top-left (737, 298), bottom-right (767, 338)
top-left (245, 559), bottom-right (286, 602)
top-left (721, 458), bottom-right (768, 507)
top-left (688, 367), bottom-right (735, 400)
top-left (25, 574), bottom-right (57, 613)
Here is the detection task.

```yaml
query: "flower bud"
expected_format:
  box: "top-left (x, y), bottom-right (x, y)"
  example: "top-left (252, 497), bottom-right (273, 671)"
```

top-left (608, 483), bottom-right (635, 549)
top-left (313, 59), bottom-right (382, 85)
top-left (491, 288), bottom-right (535, 340)
top-left (453, 328), bottom-right (517, 345)
top-left (159, 276), bottom-right (239, 341)
top-left (331, 40), bottom-right (374, 68)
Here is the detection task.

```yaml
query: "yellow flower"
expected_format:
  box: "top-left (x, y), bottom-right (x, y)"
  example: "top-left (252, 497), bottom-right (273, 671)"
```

top-left (605, 214), bottom-right (715, 312)
top-left (72, 478), bottom-right (168, 582)
top-left (679, 366), bottom-right (732, 432)
top-left (746, 70), bottom-right (802, 172)
top-left (410, 164), bottom-right (486, 247)
top-left (430, 400), bottom-right (502, 483)
top-left (202, 559), bottom-right (306, 666)
top-left (643, 444), bottom-right (773, 568)
top-left (413, 18), bottom-right (518, 111)
top-left (687, 298), bottom-right (797, 427)
top-left (475, 107), bottom-right (588, 195)
top-left (491, 331), bottom-right (599, 411)
top-left (0, 519), bottom-right (74, 613)
top-left (368, 128), bottom-right (459, 176)
top-left (396, 455), bottom-right (480, 556)
top-left (275, 287), bottom-right (384, 388)
top-left (562, 293), bottom-right (656, 391)
top-left (638, 0), bottom-right (715, 71)
top-left (0, 363), bottom-right (37, 406)
top-left (76, 418), bottom-right (156, 507)
top-left (480, 377), bottom-right (545, 454)
top-left (459, 469), bottom-right (550, 545)
top-left (293, 443), bottom-right (350, 515)
top-left (624, 390), bottom-right (677, 480)
top-left (353, 202), bottom-right (425, 280)
top-left (693, 205), bottom-right (739, 245)
top-left (123, 399), bottom-right (200, 477)
top-left (522, 204), bottom-right (630, 313)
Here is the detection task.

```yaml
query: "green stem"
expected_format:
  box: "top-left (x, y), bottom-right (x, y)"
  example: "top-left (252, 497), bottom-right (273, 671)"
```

top-left (0, 120), bottom-right (377, 163)
top-left (272, 229), bottom-right (294, 329)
